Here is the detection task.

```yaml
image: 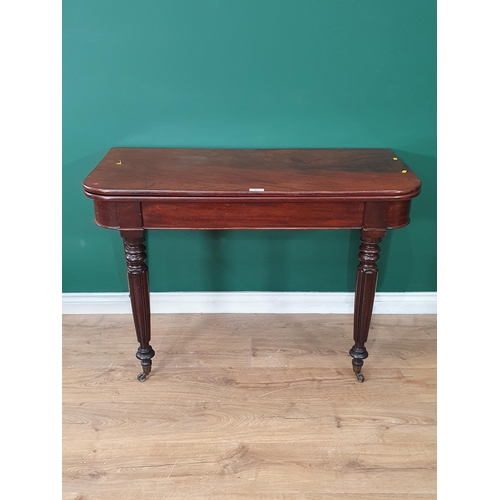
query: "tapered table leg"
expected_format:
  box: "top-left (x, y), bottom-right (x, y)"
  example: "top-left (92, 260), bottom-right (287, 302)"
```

top-left (349, 228), bottom-right (386, 382)
top-left (121, 230), bottom-right (155, 382)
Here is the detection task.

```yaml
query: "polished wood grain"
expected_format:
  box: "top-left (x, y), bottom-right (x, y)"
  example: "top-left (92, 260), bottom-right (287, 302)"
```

top-left (141, 199), bottom-right (365, 229)
top-left (83, 148), bottom-right (421, 200)
top-left (62, 314), bottom-right (436, 499)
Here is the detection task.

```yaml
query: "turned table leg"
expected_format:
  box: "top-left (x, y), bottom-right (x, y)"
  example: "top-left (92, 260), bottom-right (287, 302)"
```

top-left (121, 230), bottom-right (155, 382)
top-left (350, 228), bottom-right (386, 382)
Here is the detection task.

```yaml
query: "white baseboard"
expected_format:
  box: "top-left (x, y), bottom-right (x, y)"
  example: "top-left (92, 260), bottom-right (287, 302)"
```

top-left (62, 292), bottom-right (436, 315)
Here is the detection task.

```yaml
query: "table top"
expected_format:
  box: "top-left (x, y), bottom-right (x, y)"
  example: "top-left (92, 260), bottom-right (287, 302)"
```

top-left (83, 148), bottom-right (421, 201)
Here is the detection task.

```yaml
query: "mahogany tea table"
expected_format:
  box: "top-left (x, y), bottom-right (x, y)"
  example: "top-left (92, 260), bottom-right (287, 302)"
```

top-left (83, 148), bottom-right (421, 382)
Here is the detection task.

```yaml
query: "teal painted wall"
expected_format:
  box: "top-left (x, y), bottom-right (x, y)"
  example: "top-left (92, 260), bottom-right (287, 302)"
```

top-left (63, 0), bottom-right (436, 293)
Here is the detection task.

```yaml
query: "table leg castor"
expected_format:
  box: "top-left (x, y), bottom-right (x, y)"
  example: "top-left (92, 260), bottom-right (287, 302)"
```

top-left (136, 358), bottom-right (152, 382)
top-left (352, 361), bottom-right (365, 383)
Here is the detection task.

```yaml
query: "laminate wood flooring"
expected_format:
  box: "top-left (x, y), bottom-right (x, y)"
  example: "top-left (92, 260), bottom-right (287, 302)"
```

top-left (62, 314), bottom-right (436, 499)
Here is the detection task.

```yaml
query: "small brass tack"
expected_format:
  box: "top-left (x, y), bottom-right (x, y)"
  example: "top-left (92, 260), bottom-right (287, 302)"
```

top-left (393, 157), bottom-right (398, 161)
top-left (401, 169), bottom-right (407, 174)
top-left (116, 160), bottom-right (122, 165)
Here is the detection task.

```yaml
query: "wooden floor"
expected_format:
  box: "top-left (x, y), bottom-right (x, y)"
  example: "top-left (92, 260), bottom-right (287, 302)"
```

top-left (62, 314), bottom-right (436, 499)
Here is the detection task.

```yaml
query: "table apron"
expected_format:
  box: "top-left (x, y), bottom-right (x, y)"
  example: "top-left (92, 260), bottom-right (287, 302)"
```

top-left (92, 199), bottom-right (412, 231)
top-left (144, 199), bottom-right (366, 229)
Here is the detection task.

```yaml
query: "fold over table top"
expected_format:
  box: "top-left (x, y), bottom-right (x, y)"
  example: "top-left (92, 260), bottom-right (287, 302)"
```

top-left (83, 148), bottom-right (421, 201)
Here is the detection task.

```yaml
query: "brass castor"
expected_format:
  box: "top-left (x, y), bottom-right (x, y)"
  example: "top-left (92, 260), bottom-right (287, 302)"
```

top-left (137, 372), bottom-right (147, 382)
top-left (355, 372), bottom-right (364, 383)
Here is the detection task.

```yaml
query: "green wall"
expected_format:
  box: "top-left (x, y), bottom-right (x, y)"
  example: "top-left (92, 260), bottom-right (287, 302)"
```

top-left (63, 0), bottom-right (436, 293)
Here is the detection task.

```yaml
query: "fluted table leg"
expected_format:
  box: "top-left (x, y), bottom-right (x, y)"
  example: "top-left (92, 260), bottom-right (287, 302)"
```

top-left (350, 228), bottom-right (386, 382)
top-left (121, 230), bottom-right (155, 382)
